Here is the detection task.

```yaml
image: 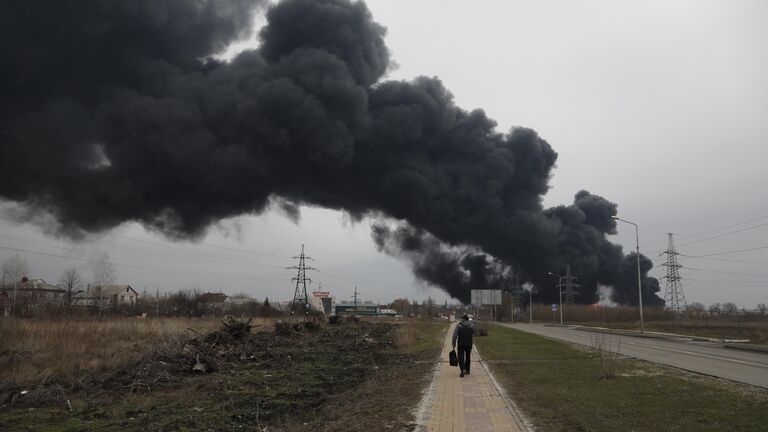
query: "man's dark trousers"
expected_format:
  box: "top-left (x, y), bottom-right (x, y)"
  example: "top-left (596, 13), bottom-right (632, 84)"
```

top-left (457, 345), bottom-right (471, 372)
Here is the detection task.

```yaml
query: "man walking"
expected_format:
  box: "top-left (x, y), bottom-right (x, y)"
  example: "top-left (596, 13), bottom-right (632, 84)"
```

top-left (452, 314), bottom-right (475, 377)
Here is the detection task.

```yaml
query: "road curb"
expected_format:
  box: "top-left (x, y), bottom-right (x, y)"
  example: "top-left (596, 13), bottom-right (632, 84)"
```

top-left (475, 347), bottom-right (535, 432)
top-left (723, 343), bottom-right (768, 354)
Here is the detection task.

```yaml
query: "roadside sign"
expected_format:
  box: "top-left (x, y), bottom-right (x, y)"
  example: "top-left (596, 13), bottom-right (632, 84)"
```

top-left (471, 289), bottom-right (502, 306)
top-left (551, 304), bottom-right (558, 311)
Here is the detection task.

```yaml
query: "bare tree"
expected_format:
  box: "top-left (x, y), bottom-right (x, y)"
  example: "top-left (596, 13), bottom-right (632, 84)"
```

top-left (757, 303), bottom-right (768, 316)
top-left (2, 253), bottom-right (29, 285)
top-left (708, 303), bottom-right (722, 315)
top-left (2, 254), bottom-right (29, 313)
top-left (0, 266), bottom-right (7, 289)
top-left (59, 267), bottom-right (84, 310)
top-left (425, 296), bottom-right (435, 317)
top-left (390, 298), bottom-right (410, 314)
top-left (722, 302), bottom-right (738, 318)
top-left (91, 252), bottom-right (117, 286)
top-left (89, 252), bottom-right (117, 310)
top-left (686, 302), bottom-right (706, 319)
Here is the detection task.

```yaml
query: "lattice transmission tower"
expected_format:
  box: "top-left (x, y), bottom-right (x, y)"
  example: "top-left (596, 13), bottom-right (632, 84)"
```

top-left (288, 244), bottom-right (316, 314)
top-left (661, 233), bottom-right (687, 313)
top-left (562, 265), bottom-right (581, 304)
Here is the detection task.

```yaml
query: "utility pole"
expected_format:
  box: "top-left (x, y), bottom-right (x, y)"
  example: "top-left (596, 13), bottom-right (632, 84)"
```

top-left (661, 233), bottom-right (687, 314)
top-left (353, 285), bottom-right (359, 308)
top-left (510, 293), bottom-right (514, 324)
top-left (547, 272), bottom-right (563, 325)
top-left (288, 244), bottom-right (316, 315)
top-left (156, 287), bottom-right (160, 318)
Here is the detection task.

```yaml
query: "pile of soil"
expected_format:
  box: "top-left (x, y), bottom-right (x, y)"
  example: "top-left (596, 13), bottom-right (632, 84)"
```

top-left (2, 317), bottom-right (405, 429)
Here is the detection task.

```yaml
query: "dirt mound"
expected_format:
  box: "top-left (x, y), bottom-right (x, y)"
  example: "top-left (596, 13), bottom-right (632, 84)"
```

top-left (273, 319), bottom-right (322, 336)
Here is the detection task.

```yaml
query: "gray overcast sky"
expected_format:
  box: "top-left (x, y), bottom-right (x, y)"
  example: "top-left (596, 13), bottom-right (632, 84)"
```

top-left (1, 0), bottom-right (766, 307)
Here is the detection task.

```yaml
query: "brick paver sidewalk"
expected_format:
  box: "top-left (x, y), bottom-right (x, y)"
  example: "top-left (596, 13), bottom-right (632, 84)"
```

top-left (415, 323), bottom-right (529, 432)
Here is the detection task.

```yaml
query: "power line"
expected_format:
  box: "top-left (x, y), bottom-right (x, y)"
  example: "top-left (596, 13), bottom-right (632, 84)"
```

top-left (2, 196), bottom-right (405, 284)
top-left (0, 231), bottom-right (284, 272)
top-left (1, 219), bottom-right (412, 299)
top-left (1, 185), bottom-right (414, 298)
top-left (675, 221), bottom-right (768, 248)
top-left (315, 266), bottom-right (412, 295)
top-left (641, 214), bottom-right (768, 248)
top-left (0, 245), bottom-right (288, 282)
top-left (0, 218), bottom-right (289, 269)
top-left (0, 179), bottom-right (292, 261)
top-left (682, 266), bottom-right (768, 278)
top-left (682, 245), bottom-right (768, 258)
top-left (684, 277), bottom-right (766, 287)
top-left (680, 255), bottom-right (768, 266)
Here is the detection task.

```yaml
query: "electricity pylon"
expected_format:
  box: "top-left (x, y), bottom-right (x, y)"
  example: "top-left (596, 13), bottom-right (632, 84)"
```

top-left (288, 244), bottom-right (316, 314)
top-left (661, 233), bottom-right (687, 314)
top-left (562, 265), bottom-right (580, 304)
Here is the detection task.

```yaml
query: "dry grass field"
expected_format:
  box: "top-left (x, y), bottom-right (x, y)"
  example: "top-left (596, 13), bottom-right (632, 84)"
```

top-left (1, 316), bottom-right (448, 431)
top-left (0, 317), bottom-right (229, 385)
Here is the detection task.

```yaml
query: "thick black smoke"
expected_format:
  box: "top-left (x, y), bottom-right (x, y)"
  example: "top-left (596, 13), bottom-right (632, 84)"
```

top-left (372, 223), bottom-right (513, 304)
top-left (0, 0), bottom-right (662, 305)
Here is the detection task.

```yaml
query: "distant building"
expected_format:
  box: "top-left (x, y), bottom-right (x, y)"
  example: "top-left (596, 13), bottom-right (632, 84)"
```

top-left (0, 277), bottom-right (65, 310)
top-left (199, 292), bottom-right (228, 312)
top-left (75, 285), bottom-right (139, 309)
top-left (100, 285), bottom-right (139, 306)
top-left (319, 297), bottom-right (333, 315)
top-left (224, 295), bottom-right (257, 308)
top-left (334, 304), bottom-right (379, 316)
top-left (333, 303), bottom-right (398, 317)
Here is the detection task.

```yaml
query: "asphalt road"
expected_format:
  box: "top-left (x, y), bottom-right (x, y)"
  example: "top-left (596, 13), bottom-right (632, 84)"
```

top-left (502, 323), bottom-right (768, 389)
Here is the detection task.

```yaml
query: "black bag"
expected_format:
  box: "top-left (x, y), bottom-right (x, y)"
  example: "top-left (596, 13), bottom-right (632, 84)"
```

top-left (449, 349), bottom-right (458, 367)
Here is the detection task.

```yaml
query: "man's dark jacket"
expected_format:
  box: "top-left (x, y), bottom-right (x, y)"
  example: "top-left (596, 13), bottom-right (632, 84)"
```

top-left (452, 319), bottom-right (474, 347)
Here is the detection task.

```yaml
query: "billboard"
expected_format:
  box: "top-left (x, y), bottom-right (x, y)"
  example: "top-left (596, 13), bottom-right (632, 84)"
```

top-left (470, 289), bottom-right (502, 306)
top-left (312, 291), bottom-right (330, 298)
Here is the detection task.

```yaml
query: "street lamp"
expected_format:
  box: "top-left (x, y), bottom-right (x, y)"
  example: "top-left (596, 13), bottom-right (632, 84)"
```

top-left (526, 285), bottom-right (536, 324)
top-left (612, 215), bottom-right (644, 333)
top-left (547, 272), bottom-right (563, 325)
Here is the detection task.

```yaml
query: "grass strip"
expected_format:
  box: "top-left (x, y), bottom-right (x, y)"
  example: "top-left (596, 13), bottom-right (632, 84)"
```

top-left (475, 324), bottom-right (768, 432)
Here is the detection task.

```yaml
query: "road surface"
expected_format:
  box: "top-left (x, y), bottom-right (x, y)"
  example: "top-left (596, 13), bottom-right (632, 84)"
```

top-left (503, 323), bottom-right (768, 388)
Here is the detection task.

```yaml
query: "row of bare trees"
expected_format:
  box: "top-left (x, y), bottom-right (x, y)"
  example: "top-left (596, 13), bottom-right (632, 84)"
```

top-left (2, 253), bottom-right (284, 318)
top-left (686, 302), bottom-right (768, 321)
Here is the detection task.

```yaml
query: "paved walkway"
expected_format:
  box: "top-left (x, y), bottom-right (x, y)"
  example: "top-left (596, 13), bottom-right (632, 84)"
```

top-left (415, 323), bottom-right (529, 432)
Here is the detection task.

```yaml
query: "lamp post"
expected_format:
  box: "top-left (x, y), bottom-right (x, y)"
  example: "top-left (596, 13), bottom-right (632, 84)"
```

top-left (528, 287), bottom-right (534, 324)
top-left (547, 272), bottom-right (563, 325)
top-left (612, 215), bottom-right (645, 333)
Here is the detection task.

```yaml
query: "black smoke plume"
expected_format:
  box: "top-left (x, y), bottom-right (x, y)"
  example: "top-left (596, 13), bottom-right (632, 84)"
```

top-left (0, 0), bottom-right (662, 305)
top-left (372, 223), bottom-right (513, 304)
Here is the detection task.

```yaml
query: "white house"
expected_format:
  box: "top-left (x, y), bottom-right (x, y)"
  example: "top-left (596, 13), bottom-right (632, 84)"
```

top-left (79, 285), bottom-right (139, 308)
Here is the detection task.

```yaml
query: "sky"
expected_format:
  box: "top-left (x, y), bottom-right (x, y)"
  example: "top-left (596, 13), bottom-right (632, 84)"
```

top-left (1, 0), bottom-right (766, 308)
